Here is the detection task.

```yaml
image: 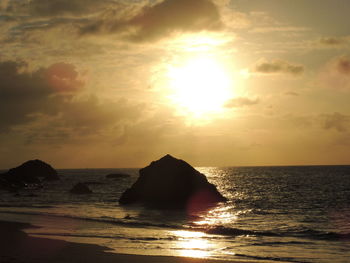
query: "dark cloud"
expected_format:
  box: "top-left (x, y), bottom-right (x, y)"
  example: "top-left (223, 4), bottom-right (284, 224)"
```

top-left (2, 0), bottom-right (223, 44)
top-left (29, 0), bottom-right (98, 16)
top-left (225, 97), bottom-right (259, 108)
top-left (3, 0), bottom-right (107, 16)
top-left (319, 36), bottom-right (349, 46)
top-left (0, 60), bottom-right (82, 131)
top-left (0, 59), bottom-right (144, 146)
top-left (253, 59), bottom-right (304, 76)
top-left (80, 0), bottom-right (223, 42)
top-left (323, 112), bottom-right (350, 132)
top-left (20, 96), bottom-right (144, 144)
top-left (336, 56), bottom-right (350, 75)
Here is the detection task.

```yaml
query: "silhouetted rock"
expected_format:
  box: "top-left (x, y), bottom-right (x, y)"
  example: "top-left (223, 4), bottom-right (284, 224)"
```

top-left (119, 154), bottom-right (226, 209)
top-left (0, 177), bottom-right (10, 190)
top-left (1, 159), bottom-right (59, 189)
top-left (106, 173), bottom-right (130, 179)
top-left (69, 183), bottom-right (93, 194)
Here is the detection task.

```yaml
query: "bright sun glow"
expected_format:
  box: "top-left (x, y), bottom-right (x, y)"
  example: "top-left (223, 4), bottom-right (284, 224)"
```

top-left (167, 55), bottom-right (233, 118)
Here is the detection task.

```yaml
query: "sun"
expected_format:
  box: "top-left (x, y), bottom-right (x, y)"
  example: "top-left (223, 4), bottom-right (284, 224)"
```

top-left (167, 55), bottom-right (233, 118)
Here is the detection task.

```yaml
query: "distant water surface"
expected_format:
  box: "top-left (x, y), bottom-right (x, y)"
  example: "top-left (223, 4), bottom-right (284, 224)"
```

top-left (1, 166), bottom-right (350, 263)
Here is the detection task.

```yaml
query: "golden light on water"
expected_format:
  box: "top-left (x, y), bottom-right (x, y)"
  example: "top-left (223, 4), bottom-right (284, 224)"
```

top-left (167, 55), bottom-right (233, 118)
top-left (171, 230), bottom-right (211, 258)
top-left (172, 230), bottom-right (206, 238)
top-left (194, 204), bottom-right (237, 226)
top-left (179, 246), bottom-right (210, 258)
top-left (169, 207), bottom-right (241, 259)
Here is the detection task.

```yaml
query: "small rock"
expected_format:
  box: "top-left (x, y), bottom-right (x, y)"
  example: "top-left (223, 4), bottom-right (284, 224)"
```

top-left (69, 183), bottom-right (93, 194)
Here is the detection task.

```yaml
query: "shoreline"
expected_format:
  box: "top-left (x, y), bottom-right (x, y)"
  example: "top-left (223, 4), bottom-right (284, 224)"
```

top-left (0, 220), bottom-right (257, 263)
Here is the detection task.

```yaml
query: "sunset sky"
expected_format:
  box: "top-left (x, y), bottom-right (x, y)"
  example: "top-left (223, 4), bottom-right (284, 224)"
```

top-left (1, 0), bottom-right (350, 168)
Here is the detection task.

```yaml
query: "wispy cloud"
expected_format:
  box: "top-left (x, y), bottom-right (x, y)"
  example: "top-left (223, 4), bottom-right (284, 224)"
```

top-left (322, 112), bottom-right (350, 132)
top-left (252, 59), bottom-right (304, 76)
top-left (251, 26), bottom-right (310, 34)
top-left (318, 55), bottom-right (350, 91)
top-left (225, 97), bottom-right (259, 108)
top-left (285, 91), bottom-right (299, 96)
top-left (336, 56), bottom-right (350, 75)
top-left (319, 36), bottom-right (350, 47)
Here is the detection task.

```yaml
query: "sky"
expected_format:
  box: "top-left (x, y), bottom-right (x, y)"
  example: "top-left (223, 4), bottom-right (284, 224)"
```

top-left (0, 0), bottom-right (350, 168)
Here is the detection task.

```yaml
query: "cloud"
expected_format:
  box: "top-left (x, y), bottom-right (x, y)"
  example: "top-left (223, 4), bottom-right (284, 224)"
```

top-left (80, 0), bottom-right (223, 42)
top-left (60, 96), bottom-right (143, 133)
top-left (318, 55), bottom-right (350, 91)
top-left (29, 0), bottom-right (103, 16)
top-left (336, 56), bottom-right (350, 75)
top-left (252, 59), bottom-right (304, 76)
top-left (0, 59), bottom-right (145, 145)
top-left (225, 97), bottom-right (259, 108)
top-left (251, 26), bottom-right (310, 34)
top-left (319, 36), bottom-right (350, 47)
top-left (20, 96), bottom-right (144, 145)
top-left (0, 60), bottom-right (83, 131)
top-left (323, 112), bottom-right (350, 132)
top-left (285, 91), bottom-right (299, 96)
top-left (3, 0), bottom-right (108, 16)
top-left (0, 0), bottom-right (224, 57)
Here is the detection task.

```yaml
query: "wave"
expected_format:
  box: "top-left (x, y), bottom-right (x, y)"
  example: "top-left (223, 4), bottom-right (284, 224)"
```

top-left (250, 241), bottom-right (313, 246)
top-left (30, 232), bottom-right (176, 241)
top-left (0, 204), bottom-right (55, 209)
top-left (202, 225), bottom-right (280, 237)
top-left (288, 228), bottom-right (350, 241)
top-left (204, 225), bottom-right (350, 241)
top-left (233, 253), bottom-right (312, 263)
top-left (0, 210), bottom-right (183, 230)
top-left (1, 210), bottom-right (349, 242)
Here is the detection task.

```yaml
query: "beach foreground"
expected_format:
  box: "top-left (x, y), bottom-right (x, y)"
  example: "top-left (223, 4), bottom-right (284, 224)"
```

top-left (0, 220), bottom-right (254, 263)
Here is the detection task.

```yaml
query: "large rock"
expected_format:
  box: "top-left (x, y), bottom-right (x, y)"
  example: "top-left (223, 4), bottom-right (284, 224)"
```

top-left (119, 154), bottom-right (226, 209)
top-left (1, 159), bottom-right (59, 189)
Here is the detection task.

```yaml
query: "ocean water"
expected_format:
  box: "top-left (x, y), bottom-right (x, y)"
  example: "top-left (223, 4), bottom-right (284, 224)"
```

top-left (0, 166), bottom-right (350, 263)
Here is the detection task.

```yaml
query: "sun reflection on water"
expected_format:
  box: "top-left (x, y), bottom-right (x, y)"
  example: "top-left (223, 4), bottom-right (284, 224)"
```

top-left (171, 230), bottom-right (212, 258)
top-left (194, 205), bottom-right (238, 227)
top-left (179, 248), bottom-right (210, 258)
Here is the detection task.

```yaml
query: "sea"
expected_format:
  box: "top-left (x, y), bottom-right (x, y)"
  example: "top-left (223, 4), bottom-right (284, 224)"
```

top-left (0, 165), bottom-right (350, 263)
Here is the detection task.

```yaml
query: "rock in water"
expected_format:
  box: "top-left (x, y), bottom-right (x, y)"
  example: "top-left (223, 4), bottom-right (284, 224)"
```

top-left (2, 159), bottom-right (59, 188)
top-left (119, 154), bottom-right (226, 209)
top-left (69, 183), bottom-right (93, 194)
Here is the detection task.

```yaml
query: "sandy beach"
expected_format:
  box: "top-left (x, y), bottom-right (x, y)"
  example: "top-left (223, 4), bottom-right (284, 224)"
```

top-left (0, 220), bottom-right (256, 263)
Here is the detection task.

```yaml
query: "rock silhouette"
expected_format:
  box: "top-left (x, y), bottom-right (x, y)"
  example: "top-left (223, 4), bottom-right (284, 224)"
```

top-left (1, 159), bottom-right (59, 189)
top-left (69, 183), bottom-right (93, 194)
top-left (119, 154), bottom-right (226, 209)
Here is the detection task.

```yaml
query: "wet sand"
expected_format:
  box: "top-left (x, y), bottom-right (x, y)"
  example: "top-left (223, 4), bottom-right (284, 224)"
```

top-left (0, 220), bottom-right (255, 263)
